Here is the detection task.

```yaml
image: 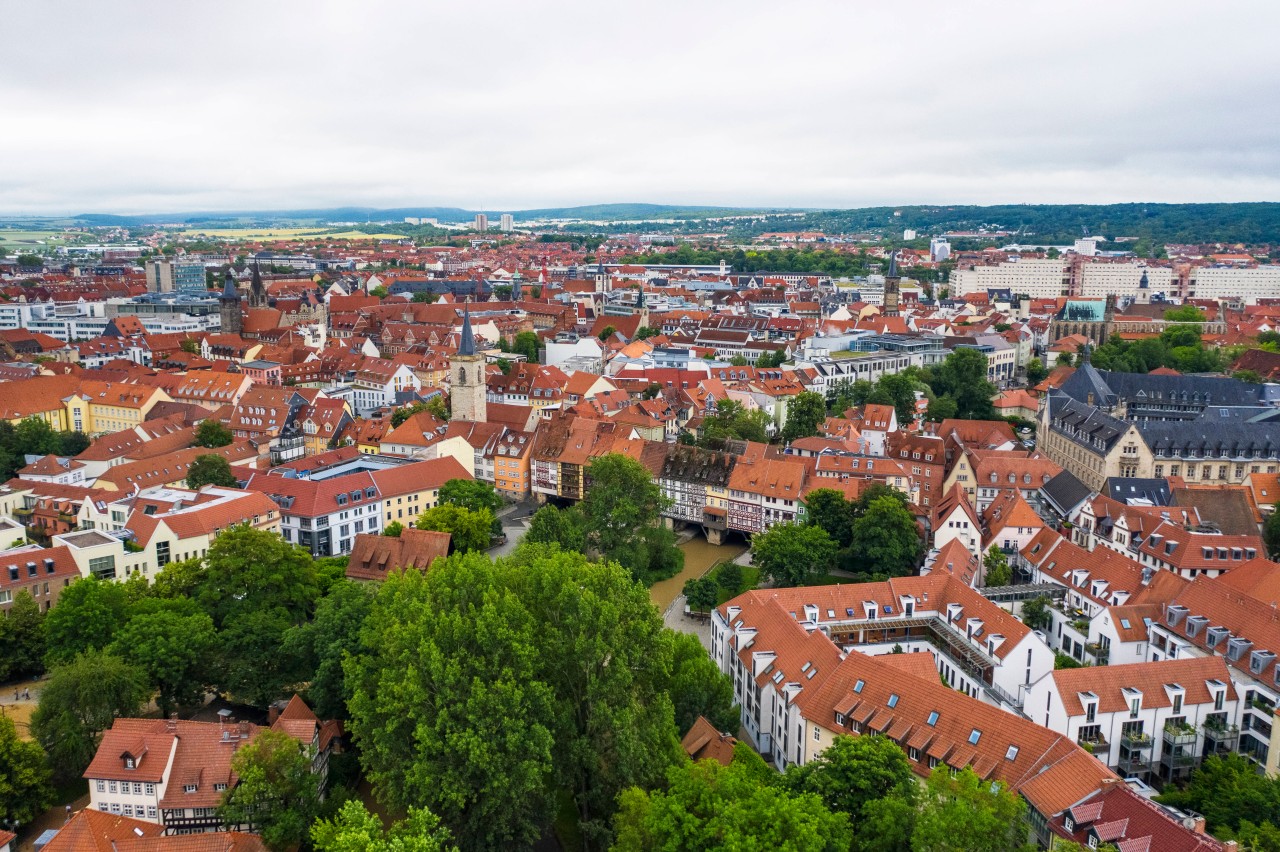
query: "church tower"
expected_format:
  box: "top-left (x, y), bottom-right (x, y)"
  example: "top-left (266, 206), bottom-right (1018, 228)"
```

top-left (594, 255), bottom-right (612, 294)
top-left (883, 249), bottom-right (901, 318)
top-left (450, 306), bottom-right (487, 423)
top-left (219, 269), bottom-right (243, 335)
top-left (248, 261), bottom-right (269, 309)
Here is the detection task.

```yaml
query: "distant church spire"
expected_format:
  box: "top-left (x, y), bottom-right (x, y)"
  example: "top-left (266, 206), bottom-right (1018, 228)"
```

top-left (458, 305), bottom-right (476, 357)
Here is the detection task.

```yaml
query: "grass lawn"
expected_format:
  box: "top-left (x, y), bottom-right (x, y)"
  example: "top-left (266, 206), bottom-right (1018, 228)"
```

top-left (0, 229), bottom-right (89, 246)
top-left (713, 563), bottom-right (760, 605)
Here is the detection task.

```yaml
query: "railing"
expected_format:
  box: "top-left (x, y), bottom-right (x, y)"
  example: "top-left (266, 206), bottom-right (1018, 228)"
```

top-left (1163, 725), bottom-right (1198, 746)
top-left (1161, 751), bottom-right (1198, 768)
top-left (1121, 731), bottom-right (1153, 749)
top-left (1116, 754), bottom-right (1151, 773)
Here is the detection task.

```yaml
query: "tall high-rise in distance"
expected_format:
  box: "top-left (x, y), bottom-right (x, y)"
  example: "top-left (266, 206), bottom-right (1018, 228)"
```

top-left (473, 213), bottom-right (488, 232)
top-left (499, 213), bottom-right (514, 232)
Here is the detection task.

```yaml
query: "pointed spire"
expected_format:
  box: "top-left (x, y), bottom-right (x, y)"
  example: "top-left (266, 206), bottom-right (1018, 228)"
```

top-left (251, 261), bottom-right (263, 290)
top-left (887, 249), bottom-right (899, 279)
top-left (222, 269), bottom-right (240, 300)
top-left (458, 306), bottom-right (477, 357)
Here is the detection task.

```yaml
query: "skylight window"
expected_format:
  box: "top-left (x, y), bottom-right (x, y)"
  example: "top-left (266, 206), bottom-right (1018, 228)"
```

top-left (927, 711), bottom-right (939, 726)
top-left (969, 729), bottom-right (982, 745)
top-left (853, 680), bottom-right (865, 694)
top-left (887, 694), bottom-right (899, 708)
top-left (1005, 745), bottom-right (1019, 761)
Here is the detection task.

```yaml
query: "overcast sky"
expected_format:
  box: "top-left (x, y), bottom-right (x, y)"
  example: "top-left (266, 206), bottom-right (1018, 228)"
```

top-left (2, 0), bottom-right (1278, 215)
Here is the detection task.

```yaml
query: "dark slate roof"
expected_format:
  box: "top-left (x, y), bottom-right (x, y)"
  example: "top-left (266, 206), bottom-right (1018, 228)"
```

top-left (1041, 469), bottom-right (1093, 517)
top-left (1098, 369), bottom-right (1266, 408)
top-left (1137, 420), bottom-right (1280, 457)
top-left (1058, 362), bottom-right (1118, 409)
top-left (458, 307), bottom-right (476, 357)
top-left (1046, 390), bottom-right (1130, 451)
top-left (1106, 477), bottom-right (1172, 506)
top-left (1056, 300), bottom-right (1106, 322)
top-left (221, 271), bottom-right (240, 300)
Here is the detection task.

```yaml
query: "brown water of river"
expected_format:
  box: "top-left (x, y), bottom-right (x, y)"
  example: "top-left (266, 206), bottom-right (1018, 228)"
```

top-left (650, 537), bottom-right (747, 612)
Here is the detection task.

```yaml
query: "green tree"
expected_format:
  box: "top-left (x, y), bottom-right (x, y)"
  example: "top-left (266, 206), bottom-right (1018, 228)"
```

top-left (152, 556), bottom-right (206, 599)
top-left (510, 330), bottom-right (541, 363)
top-left (1164, 304), bottom-right (1207, 322)
top-left (311, 799), bottom-right (458, 852)
top-left (438, 478), bottom-right (503, 534)
top-left (682, 576), bottom-right (719, 612)
top-left (751, 522), bottom-right (837, 587)
top-left (667, 630), bottom-right (738, 733)
top-left (1025, 357), bottom-right (1048, 385)
top-left (43, 576), bottom-right (129, 666)
top-left (524, 504), bottom-right (587, 552)
top-left (925, 394), bottom-right (959, 422)
top-left (111, 609), bottom-right (215, 717)
top-left (220, 608), bottom-right (309, 707)
top-left (346, 547), bottom-right (683, 849)
top-left (716, 561), bottom-right (746, 597)
top-left (803, 488), bottom-right (857, 548)
top-left (15, 416), bottom-right (60, 456)
top-left (390, 401), bottom-right (427, 427)
top-left (369, 285), bottom-right (390, 298)
top-left (180, 337), bottom-right (200, 354)
top-left (700, 399), bottom-right (771, 446)
top-left (1265, 504), bottom-right (1280, 560)
top-left (782, 391), bottom-right (828, 443)
top-left (581, 453), bottom-right (682, 583)
top-left (1157, 753), bottom-right (1280, 838)
top-left (0, 715), bottom-right (54, 827)
top-left (912, 767), bottom-right (1032, 852)
top-left (0, 589), bottom-right (45, 681)
top-left (219, 730), bottom-right (321, 852)
top-left (598, 325), bottom-right (617, 341)
top-left (930, 348), bottom-right (998, 420)
top-left (846, 496), bottom-right (921, 578)
top-left (983, 548), bottom-right (1013, 587)
top-left (382, 520), bottom-right (404, 538)
top-left (283, 580), bottom-right (373, 720)
top-left (412, 291), bottom-right (435, 303)
top-left (195, 419), bottom-right (234, 448)
top-left (728, 354), bottom-right (749, 366)
top-left (613, 746), bottom-right (852, 852)
top-left (186, 453), bottom-right (238, 488)
top-left (414, 504), bottom-right (493, 553)
top-left (195, 525), bottom-right (319, 628)
top-left (31, 650), bottom-right (148, 781)
top-left (57, 430), bottom-right (91, 456)
top-left (785, 735), bottom-right (917, 851)
top-left (1020, 595), bottom-right (1052, 632)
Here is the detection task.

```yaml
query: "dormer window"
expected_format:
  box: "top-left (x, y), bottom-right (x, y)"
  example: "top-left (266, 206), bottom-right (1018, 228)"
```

top-left (183, 784), bottom-right (197, 794)
top-left (124, 757), bottom-right (135, 770)
top-left (1252, 650), bottom-right (1276, 675)
top-left (1228, 637), bottom-right (1254, 662)
top-left (1186, 615), bottom-right (1208, 637)
top-left (1207, 626), bottom-right (1229, 647)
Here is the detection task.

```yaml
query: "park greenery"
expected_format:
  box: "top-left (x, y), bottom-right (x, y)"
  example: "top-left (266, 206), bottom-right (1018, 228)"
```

top-left (1085, 322), bottom-right (1227, 374)
top-left (0, 416), bottom-right (91, 480)
top-left (524, 453), bottom-right (683, 584)
top-left (1157, 753), bottom-right (1280, 849)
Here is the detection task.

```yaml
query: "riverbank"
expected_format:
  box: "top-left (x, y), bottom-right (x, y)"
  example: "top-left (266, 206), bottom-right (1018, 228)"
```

top-left (650, 537), bottom-right (747, 612)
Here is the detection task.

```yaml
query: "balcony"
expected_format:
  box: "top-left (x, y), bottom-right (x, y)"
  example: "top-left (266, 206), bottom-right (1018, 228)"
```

top-left (1121, 730), bottom-right (1153, 750)
top-left (1203, 722), bottom-right (1239, 754)
top-left (1116, 753), bottom-right (1151, 775)
top-left (1163, 723), bottom-right (1198, 747)
top-left (1077, 731), bottom-right (1108, 751)
top-left (1160, 750), bottom-right (1198, 770)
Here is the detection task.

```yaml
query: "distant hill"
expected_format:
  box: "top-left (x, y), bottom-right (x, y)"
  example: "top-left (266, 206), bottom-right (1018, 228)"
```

top-left (64, 201), bottom-right (1280, 246)
top-left (72, 203), bottom-right (791, 227)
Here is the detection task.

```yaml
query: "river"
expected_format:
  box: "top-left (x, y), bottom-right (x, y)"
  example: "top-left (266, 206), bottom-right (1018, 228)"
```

top-left (650, 537), bottom-right (748, 612)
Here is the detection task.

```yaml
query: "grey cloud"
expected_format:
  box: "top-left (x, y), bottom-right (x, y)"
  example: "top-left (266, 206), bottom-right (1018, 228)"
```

top-left (1, 0), bottom-right (1278, 213)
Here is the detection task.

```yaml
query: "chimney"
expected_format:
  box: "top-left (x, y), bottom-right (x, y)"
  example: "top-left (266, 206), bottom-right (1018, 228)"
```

top-left (268, 702), bottom-right (282, 725)
top-left (238, 720), bottom-right (250, 739)
top-left (1191, 816), bottom-right (1206, 835)
top-left (1224, 842), bottom-right (1239, 852)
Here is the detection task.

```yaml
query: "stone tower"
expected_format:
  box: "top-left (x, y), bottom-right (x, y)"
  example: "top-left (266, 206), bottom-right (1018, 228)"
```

top-left (883, 249), bottom-right (901, 318)
top-left (248, 261), bottom-right (269, 308)
top-left (450, 306), bottom-right (487, 423)
top-left (219, 269), bottom-right (243, 335)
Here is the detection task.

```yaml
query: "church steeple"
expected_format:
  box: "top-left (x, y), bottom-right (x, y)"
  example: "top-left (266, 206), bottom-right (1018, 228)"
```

top-left (220, 269), bottom-right (243, 335)
top-left (458, 305), bottom-right (477, 356)
top-left (249, 261), bottom-right (268, 308)
top-left (449, 304), bottom-right (486, 423)
top-left (883, 248), bottom-right (901, 318)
